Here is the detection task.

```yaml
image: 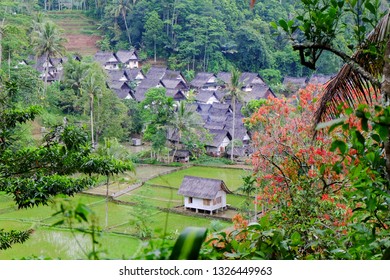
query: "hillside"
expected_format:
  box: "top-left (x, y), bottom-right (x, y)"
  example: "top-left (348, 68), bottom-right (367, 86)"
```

top-left (46, 10), bottom-right (101, 57)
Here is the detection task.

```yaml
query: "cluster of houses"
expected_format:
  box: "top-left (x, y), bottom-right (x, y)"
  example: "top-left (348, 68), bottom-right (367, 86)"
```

top-left (24, 49), bottom-right (332, 160)
top-left (91, 50), bottom-right (278, 159)
top-left (22, 50), bottom-right (335, 216)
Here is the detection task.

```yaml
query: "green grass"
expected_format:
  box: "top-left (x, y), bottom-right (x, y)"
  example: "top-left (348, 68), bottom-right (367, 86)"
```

top-left (46, 11), bottom-right (100, 36)
top-left (0, 165), bottom-right (245, 259)
top-left (147, 166), bottom-right (250, 191)
top-left (110, 211), bottom-right (230, 238)
top-left (0, 227), bottom-right (140, 260)
top-left (117, 185), bottom-right (183, 208)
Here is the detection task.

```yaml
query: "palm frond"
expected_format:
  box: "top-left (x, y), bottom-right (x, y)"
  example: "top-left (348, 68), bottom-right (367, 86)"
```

top-left (314, 11), bottom-right (390, 125)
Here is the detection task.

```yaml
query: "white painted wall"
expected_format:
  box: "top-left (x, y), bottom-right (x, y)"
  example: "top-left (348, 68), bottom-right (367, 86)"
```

top-left (183, 190), bottom-right (227, 212)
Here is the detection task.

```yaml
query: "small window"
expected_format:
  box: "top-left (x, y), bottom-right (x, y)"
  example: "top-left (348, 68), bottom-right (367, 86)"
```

top-left (203, 199), bottom-right (210, 206)
top-left (188, 197), bottom-right (193, 204)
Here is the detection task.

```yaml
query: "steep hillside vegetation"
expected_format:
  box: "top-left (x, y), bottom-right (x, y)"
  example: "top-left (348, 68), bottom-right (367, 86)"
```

top-left (46, 10), bottom-right (101, 56)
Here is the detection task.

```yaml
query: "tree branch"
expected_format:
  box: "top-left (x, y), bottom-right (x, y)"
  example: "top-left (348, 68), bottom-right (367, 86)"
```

top-left (293, 43), bottom-right (381, 88)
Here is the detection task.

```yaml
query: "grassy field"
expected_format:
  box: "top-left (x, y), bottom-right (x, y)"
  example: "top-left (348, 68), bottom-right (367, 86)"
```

top-left (147, 166), bottom-right (251, 191)
top-left (0, 188), bottom-right (231, 259)
top-left (0, 164), bottom-right (254, 259)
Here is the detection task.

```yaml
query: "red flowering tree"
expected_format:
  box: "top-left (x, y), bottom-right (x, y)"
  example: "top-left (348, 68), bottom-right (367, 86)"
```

top-left (247, 84), bottom-right (353, 258)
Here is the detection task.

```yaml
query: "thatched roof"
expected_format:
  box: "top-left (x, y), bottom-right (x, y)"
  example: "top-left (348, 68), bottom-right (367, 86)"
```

top-left (283, 76), bottom-right (308, 87)
top-left (216, 72), bottom-right (231, 84)
top-left (206, 129), bottom-right (232, 147)
top-left (116, 50), bottom-right (138, 63)
top-left (166, 89), bottom-right (186, 101)
top-left (243, 84), bottom-right (275, 102)
top-left (190, 72), bottom-right (217, 88)
top-left (107, 70), bottom-right (128, 82)
top-left (169, 149), bottom-right (191, 157)
top-left (308, 74), bottom-right (334, 85)
top-left (146, 66), bottom-right (167, 79)
top-left (240, 72), bottom-right (266, 87)
top-left (94, 51), bottom-right (118, 65)
top-left (161, 79), bottom-right (187, 90)
top-left (178, 176), bottom-right (232, 199)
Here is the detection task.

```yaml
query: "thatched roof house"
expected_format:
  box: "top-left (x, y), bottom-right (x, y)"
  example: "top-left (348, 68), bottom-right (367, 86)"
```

top-left (178, 176), bottom-right (232, 214)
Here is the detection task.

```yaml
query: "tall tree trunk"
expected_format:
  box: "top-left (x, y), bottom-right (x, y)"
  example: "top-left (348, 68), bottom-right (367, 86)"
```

top-left (382, 38), bottom-right (390, 179)
top-left (154, 35), bottom-right (157, 62)
top-left (90, 93), bottom-right (95, 148)
top-left (122, 11), bottom-right (132, 47)
top-left (231, 96), bottom-right (236, 162)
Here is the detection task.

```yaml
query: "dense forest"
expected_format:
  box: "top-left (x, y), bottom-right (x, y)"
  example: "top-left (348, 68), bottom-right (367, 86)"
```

top-left (1, 0), bottom-right (370, 84)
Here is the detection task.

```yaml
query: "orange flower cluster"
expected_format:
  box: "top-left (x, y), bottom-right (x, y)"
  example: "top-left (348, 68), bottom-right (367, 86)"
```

top-left (249, 84), bottom-right (352, 229)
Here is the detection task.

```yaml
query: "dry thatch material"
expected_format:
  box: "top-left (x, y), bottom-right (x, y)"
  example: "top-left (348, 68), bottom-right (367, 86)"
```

top-left (178, 176), bottom-right (232, 199)
top-left (314, 11), bottom-right (390, 125)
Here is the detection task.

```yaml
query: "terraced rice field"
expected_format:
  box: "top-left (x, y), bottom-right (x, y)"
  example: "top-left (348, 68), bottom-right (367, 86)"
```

top-left (47, 11), bottom-right (101, 56)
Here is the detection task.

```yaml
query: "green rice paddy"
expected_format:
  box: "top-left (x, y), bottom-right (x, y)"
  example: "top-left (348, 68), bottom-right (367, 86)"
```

top-left (0, 165), bottom-right (254, 259)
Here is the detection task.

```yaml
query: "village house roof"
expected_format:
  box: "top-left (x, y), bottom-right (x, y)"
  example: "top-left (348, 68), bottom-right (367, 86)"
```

top-left (208, 114), bottom-right (229, 123)
top-left (108, 80), bottom-right (130, 90)
top-left (169, 149), bottom-right (191, 157)
top-left (161, 79), bottom-right (187, 90)
top-left (242, 84), bottom-right (275, 102)
top-left (226, 146), bottom-right (253, 157)
top-left (146, 66), bottom-right (167, 79)
top-left (206, 129), bottom-right (232, 148)
top-left (124, 68), bottom-right (145, 81)
top-left (239, 72), bottom-right (266, 87)
top-left (178, 176), bottom-right (232, 199)
top-left (216, 72), bottom-right (231, 85)
top-left (94, 51), bottom-right (119, 66)
top-left (211, 103), bottom-right (231, 111)
top-left (308, 74), bottom-right (334, 85)
top-left (195, 90), bottom-right (220, 103)
top-left (115, 50), bottom-right (138, 64)
top-left (209, 106), bottom-right (230, 116)
top-left (166, 89), bottom-right (186, 101)
top-left (197, 103), bottom-right (212, 113)
top-left (107, 70), bottom-right (128, 82)
top-left (185, 103), bottom-right (199, 113)
top-left (190, 72), bottom-right (218, 89)
top-left (204, 122), bottom-right (226, 130)
top-left (163, 70), bottom-right (187, 83)
top-left (283, 76), bottom-right (308, 88)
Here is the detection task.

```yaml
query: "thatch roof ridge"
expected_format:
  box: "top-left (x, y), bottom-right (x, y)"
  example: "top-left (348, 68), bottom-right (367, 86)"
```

top-left (178, 175), bottom-right (232, 199)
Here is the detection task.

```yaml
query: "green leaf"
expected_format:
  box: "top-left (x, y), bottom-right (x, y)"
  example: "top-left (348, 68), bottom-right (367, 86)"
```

top-left (354, 131), bottom-right (365, 147)
top-left (269, 22), bottom-right (278, 29)
top-left (371, 133), bottom-right (381, 143)
top-left (290, 231), bottom-right (302, 246)
top-left (169, 227), bottom-right (207, 260)
top-left (364, 2), bottom-right (376, 15)
top-left (278, 19), bottom-right (289, 32)
top-left (330, 139), bottom-right (347, 155)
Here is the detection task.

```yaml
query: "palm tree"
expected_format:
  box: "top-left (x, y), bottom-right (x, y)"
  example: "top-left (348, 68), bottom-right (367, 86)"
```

top-left (31, 20), bottom-right (66, 96)
top-left (81, 67), bottom-right (103, 148)
top-left (224, 68), bottom-right (245, 162)
top-left (237, 175), bottom-right (257, 222)
top-left (63, 58), bottom-right (88, 96)
top-left (111, 0), bottom-right (132, 46)
top-left (169, 100), bottom-right (204, 160)
top-left (313, 11), bottom-right (390, 174)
